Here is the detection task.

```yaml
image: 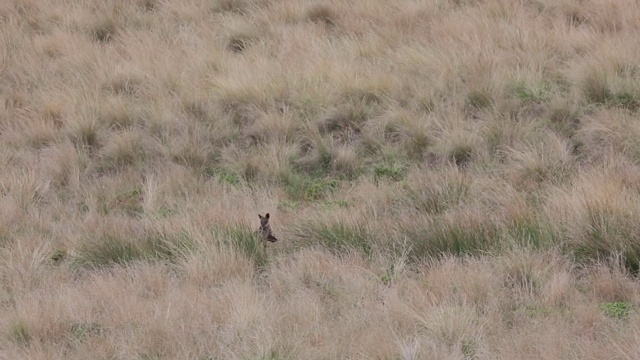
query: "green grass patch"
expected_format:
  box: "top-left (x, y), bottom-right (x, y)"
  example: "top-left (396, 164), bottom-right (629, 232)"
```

top-left (215, 224), bottom-right (268, 269)
top-left (380, 265), bottom-right (395, 286)
top-left (511, 80), bottom-right (551, 103)
top-left (280, 171), bottom-right (338, 202)
top-left (72, 231), bottom-right (195, 270)
top-left (202, 166), bottom-right (241, 186)
top-left (373, 161), bottom-right (405, 183)
top-left (295, 220), bottom-right (373, 258)
top-left (277, 199), bottom-right (302, 211)
top-left (600, 301), bottom-right (634, 320)
top-left (610, 90), bottom-right (640, 111)
top-left (523, 304), bottom-right (553, 318)
top-left (506, 217), bottom-right (556, 248)
top-left (461, 339), bottom-right (478, 359)
top-left (401, 217), bottom-right (499, 261)
top-left (319, 200), bottom-right (350, 209)
top-left (69, 322), bottom-right (103, 342)
top-left (8, 320), bottom-right (30, 346)
top-left (154, 207), bottom-right (177, 219)
top-left (218, 169), bottom-right (241, 186)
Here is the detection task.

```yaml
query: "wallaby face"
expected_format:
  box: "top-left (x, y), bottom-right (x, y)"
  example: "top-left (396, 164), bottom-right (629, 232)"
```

top-left (257, 213), bottom-right (278, 242)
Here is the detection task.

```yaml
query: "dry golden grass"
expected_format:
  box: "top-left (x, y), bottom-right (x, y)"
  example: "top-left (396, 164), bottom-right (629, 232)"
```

top-left (3, 0), bottom-right (640, 358)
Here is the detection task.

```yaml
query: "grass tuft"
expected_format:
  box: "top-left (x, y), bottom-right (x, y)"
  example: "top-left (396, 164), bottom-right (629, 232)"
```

top-left (226, 29), bottom-right (258, 53)
top-left (403, 169), bottom-right (471, 214)
top-left (212, 0), bottom-right (249, 14)
top-left (97, 130), bottom-right (148, 173)
top-left (581, 69), bottom-right (611, 105)
top-left (304, 4), bottom-right (338, 27)
top-left (295, 220), bottom-right (373, 258)
top-left (216, 224), bottom-right (268, 269)
top-left (373, 161), bottom-right (405, 183)
top-left (466, 90), bottom-right (492, 109)
top-left (69, 322), bottom-right (103, 341)
top-left (280, 171), bottom-right (338, 201)
top-left (8, 320), bottom-right (31, 346)
top-left (72, 231), bottom-right (194, 270)
top-left (91, 17), bottom-right (117, 43)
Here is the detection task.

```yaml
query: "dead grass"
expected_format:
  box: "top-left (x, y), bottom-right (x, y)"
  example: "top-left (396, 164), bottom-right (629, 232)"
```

top-left (2, 0), bottom-right (640, 358)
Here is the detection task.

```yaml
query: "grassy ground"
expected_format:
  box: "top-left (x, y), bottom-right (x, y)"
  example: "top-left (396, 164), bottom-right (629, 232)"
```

top-left (2, 0), bottom-right (640, 358)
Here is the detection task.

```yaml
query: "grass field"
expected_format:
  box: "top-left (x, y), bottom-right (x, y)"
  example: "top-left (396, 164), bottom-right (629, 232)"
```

top-left (2, 0), bottom-right (640, 358)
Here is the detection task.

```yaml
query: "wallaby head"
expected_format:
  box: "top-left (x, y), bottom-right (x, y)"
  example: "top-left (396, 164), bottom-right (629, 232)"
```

top-left (257, 213), bottom-right (277, 242)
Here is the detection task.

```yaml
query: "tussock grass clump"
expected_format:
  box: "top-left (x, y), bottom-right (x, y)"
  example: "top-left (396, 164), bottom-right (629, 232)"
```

top-left (91, 17), bottom-right (117, 43)
top-left (182, 97), bottom-right (217, 124)
top-left (280, 171), bottom-right (338, 202)
top-left (103, 75), bottom-right (144, 98)
top-left (504, 132), bottom-right (576, 190)
top-left (214, 224), bottom-right (269, 269)
top-left (403, 166), bottom-right (471, 214)
top-left (381, 110), bottom-right (432, 159)
top-left (212, 0), bottom-right (250, 14)
top-left (511, 80), bottom-right (552, 104)
top-left (373, 160), bottom-right (405, 183)
top-left (8, 320), bottom-right (31, 346)
top-left (318, 102), bottom-right (373, 141)
top-left (97, 97), bottom-right (138, 129)
top-left (226, 28), bottom-right (261, 53)
top-left (581, 68), bottom-right (612, 105)
top-left (546, 170), bottom-right (640, 272)
top-left (465, 89), bottom-right (492, 110)
top-left (405, 211), bottom-right (500, 260)
top-left (136, 0), bottom-right (158, 12)
top-left (66, 116), bottom-right (100, 149)
top-left (304, 4), bottom-right (338, 27)
top-left (104, 186), bottom-right (144, 216)
top-left (505, 215), bottom-right (556, 249)
top-left (294, 219), bottom-right (373, 258)
top-left (72, 230), bottom-right (194, 270)
top-left (96, 130), bottom-right (149, 173)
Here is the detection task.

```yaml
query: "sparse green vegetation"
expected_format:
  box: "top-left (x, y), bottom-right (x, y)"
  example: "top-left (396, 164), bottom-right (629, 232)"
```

top-left (280, 171), bottom-right (338, 201)
top-left (8, 320), bottom-right (31, 346)
top-left (600, 302), bottom-right (634, 320)
top-left (217, 224), bottom-right (269, 269)
top-left (295, 220), bottom-right (373, 258)
top-left (72, 231), bottom-right (194, 269)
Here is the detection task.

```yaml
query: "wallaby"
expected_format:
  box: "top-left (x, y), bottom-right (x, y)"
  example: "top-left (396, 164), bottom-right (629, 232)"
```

top-left (257, 213), bottom-right (278, 242)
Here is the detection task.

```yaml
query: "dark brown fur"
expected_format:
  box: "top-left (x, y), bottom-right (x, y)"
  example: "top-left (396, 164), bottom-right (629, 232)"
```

top-left (257, 213), bottom-right (277, 242)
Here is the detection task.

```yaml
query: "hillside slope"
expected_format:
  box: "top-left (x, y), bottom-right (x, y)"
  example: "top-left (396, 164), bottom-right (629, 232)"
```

top-left (2, 0), bottom-right (640, 358)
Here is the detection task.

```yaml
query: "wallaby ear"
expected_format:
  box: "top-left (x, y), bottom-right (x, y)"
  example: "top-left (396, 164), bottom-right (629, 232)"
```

top-left (265, 213), bottom-right (270, 219)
